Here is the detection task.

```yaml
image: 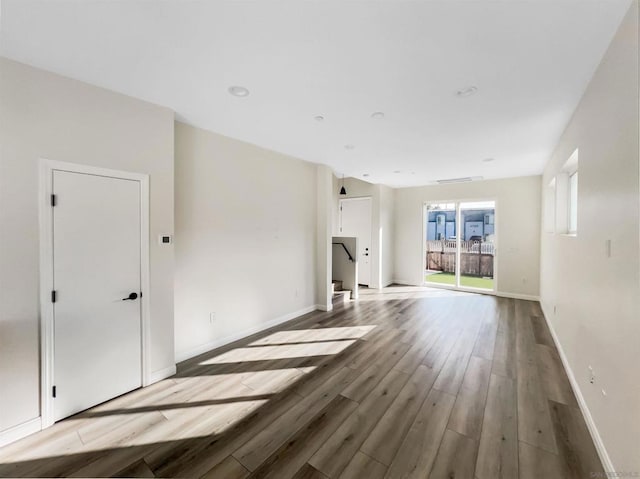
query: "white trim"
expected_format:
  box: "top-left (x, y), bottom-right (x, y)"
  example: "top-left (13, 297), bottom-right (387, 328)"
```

top-left (0, 418), bottom-right (42, 448)
top-left (38, 159), bottom-right (151, 428)
top-left (139, 177), bottom-right (152, 387)
top-left (416, 286), bottom-right (538, 301)
top-left (422, 197), bottom-right (498, 293)
top-left (38, 162), bottom-right (54, 429)
top-left (391, 279), bottom-right (419, 286)
top-left (338, 196), bottom-right (374, 287)
top-left (495, 291), bottom-right (540, 301)
top-left (539, 302), bottom-right (615, 473)
top-left (421, 203), bottom-right (427, 287)
top-left (175, 305), bottom-right (318, 363)
top-left (388, 282), bottom-right (540, 301)
top-left (148, 365), bottom-right (177, 384)
top-left (316, 303), bottom-right (334, 312)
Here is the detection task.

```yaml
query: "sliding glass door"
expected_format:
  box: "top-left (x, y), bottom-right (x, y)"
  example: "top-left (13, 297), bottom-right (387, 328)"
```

top-left (424, 200), bottom-right (496, 292)
top-left (424, 203), bottom-right (458, 287)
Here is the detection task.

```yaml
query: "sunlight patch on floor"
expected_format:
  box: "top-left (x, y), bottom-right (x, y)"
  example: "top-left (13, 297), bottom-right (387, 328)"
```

top-left (0, 362), bottom-right (322, 465)
top-left (199, 340), bottom-right (356, 364)
top-left (0, 369), bottom-right (320, 462)
top-left (248, 326), bottom-right (376, 346)
top-left (0, 327), bottom-right (362, 467)
top-left (358, 287), bottom-right (471, 301)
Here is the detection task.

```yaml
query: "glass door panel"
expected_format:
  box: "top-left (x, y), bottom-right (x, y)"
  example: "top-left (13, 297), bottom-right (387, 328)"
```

top-left (459, 201), bottom-right (495, 291)
top-left (425, 203), bottom-right (457, 287)
top-left (425, 200), bottom-right (496, 292)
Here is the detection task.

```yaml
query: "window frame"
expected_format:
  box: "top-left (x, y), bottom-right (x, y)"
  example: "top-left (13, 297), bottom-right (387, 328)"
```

top-left (568, 170), bottom-right (578, 235)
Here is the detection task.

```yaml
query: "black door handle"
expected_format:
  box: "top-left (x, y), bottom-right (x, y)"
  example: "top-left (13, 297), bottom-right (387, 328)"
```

top-left (122, 292), bottom-right (138, 301)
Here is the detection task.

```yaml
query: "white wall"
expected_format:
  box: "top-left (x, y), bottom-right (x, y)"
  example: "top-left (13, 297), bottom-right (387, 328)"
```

top-left (379, 184), bottom-right (395, 287)
top-left (174, 122), bottom-right (318, 361)
top-left (539, 2), bottom-right (639, 472)
top-left (332, 176), bottom-right (395, 288)
top-left (0, 58), bottom-right (175, 436)
top-left (316, 165), bottom-right (333, 311)
top-left (394, 176), bottom-right (541, 298)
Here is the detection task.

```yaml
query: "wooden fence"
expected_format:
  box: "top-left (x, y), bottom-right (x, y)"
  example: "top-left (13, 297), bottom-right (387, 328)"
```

top-left (426, 240), bottom-right (495, 255)
top-left (426, 240), bottom-right (494, 277)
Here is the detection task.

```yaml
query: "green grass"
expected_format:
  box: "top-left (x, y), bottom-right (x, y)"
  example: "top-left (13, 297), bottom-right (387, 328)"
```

top-left (425, 272), bottom-right (494, 290)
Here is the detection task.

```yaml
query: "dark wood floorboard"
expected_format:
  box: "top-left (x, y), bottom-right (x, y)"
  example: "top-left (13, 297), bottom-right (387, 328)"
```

top-left (337, 451), bottom-right (386, 479)
top-left (475, 373), bottom-right (518, 479)
top-left (428, 429), bottom-right (478, 479)
top-left (0, 286), bottom-right (604, 478)
top-left (360, 365), bottom-right (437, 466)
top-left (446, 355), bottom-right (492, 440)
top-left (201, 456), bottom-right (248, 479)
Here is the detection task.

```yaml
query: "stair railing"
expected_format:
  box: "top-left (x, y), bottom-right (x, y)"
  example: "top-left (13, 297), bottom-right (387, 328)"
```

top-left (332, 242), bottom-right (355, 262)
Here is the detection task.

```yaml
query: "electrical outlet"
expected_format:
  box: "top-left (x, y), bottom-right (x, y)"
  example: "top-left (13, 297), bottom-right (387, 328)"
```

top-left (209, 312), bottom-right (216, 324)
top-left (601, 389), bottom-right (607, 397)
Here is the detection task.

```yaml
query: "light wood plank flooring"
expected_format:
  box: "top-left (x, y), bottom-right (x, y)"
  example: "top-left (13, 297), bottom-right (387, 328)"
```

top-left (0, 286), bottom-right (604, 478)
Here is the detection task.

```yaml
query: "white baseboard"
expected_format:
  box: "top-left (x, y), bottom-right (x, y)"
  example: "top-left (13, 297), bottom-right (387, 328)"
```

top-left (495, 291), bottom-right (540, 301)
top-left (391, 279), bottom-right (418, 286)
top-left (389, 281), bottom-right (540, 302)
top-left (539, 302), bottom-right (615, 473)
top-left (0, 417), bottom-right (42, 448)
top-left (175, 305), bottom-right (318, 363)
top-left (316, 303), bottom-right (333, 312)
top-left (147, 364), bottom-right (177, 385)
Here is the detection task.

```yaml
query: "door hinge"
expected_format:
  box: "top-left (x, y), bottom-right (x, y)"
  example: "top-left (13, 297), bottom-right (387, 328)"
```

top-left (51, 194), bottom-right (57, 207)
top-left (51, 290), bottom-right (57, 303)
top-left (52, 386), bottom-right (56, 398)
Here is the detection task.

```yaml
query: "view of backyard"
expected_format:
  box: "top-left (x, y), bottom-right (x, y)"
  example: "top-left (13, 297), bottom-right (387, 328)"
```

top-left (424, 201), bottom-right (496, 291)
top-left (424, 272), bottom-right (494, 290)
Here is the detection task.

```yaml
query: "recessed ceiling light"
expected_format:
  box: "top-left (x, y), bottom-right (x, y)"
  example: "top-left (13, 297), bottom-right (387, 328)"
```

top-left (456, 86), bottom-right (478, 98)
top-left (228, 86), bottom-right (250, 97)
top-left (314, 115), bottom-right (324, 122)
top-left (363, 173), bottom-right (370, 177)
top-left (344, 144), bottom-right (355, 150)
top-left (482, 157), bottom-right (495, 162)
top-left (393, 170), bottom-right (401, 174)
top-left (371, 112), bottom-right (385, 120)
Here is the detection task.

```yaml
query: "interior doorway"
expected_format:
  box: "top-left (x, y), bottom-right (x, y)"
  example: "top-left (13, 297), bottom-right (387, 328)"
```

top-left (339, 197), bottom-right (372, 287)
top-left (424, 200), bottom-right (496, 292)
top-left (39, 160), bottom-right (150, 426)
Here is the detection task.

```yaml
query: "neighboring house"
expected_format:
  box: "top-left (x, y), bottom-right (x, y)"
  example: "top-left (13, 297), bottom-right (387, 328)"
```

top-left (426, 208), bottom-right (495, 241)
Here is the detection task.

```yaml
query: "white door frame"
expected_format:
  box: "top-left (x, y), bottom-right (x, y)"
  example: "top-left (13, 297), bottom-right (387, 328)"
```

top-left (38, 158), bottom-right (151, 428)
top-left (422, 198), bottom-right (498, 295)
top-left (338, 196), bottom-right (373, 286)
top-left (338, 196), bottom-right (373, 232)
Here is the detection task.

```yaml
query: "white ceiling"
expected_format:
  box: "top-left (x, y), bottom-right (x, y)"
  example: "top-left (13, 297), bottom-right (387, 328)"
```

top-left (0, 0), bottom-right (631, 187)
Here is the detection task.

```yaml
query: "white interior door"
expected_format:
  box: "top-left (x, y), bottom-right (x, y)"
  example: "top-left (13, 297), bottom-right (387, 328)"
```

top-left (339, 198), bottom-right (372, 286)
top-left (52, 170), bottom-right (142, 421)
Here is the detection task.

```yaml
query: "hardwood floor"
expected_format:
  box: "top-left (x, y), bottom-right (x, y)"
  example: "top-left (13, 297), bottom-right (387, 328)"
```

top-left (0, 286), bottom-right (604, 478)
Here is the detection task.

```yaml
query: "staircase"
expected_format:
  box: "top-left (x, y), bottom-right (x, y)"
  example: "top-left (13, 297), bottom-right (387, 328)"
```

top-left (331, 280), bottom-right (352, 305)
